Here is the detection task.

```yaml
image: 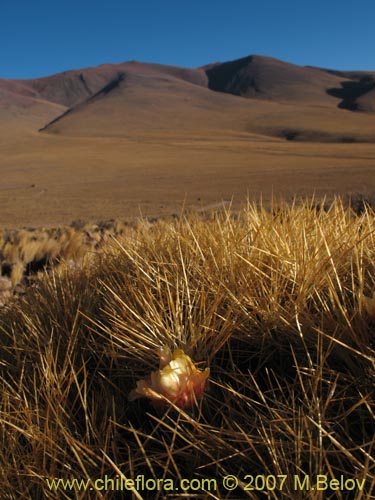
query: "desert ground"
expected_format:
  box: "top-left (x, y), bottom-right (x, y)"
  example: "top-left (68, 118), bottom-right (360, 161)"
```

top-left (2, 128), bottom-right (375, 229)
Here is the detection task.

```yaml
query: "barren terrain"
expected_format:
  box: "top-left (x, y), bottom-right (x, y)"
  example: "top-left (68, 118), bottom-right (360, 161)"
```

top-left (1, 54), bottom-right (374, 228)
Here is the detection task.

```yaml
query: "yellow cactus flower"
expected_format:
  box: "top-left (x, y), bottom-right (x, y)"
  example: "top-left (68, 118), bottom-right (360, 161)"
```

top-left (129, 346), bottom-right (210, 409)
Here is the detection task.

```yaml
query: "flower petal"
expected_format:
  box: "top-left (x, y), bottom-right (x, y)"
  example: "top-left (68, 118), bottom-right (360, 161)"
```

top-left (129, 347), bottom-right (209, 409)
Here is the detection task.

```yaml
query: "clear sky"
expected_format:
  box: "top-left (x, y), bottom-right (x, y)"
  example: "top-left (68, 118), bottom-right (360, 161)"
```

top-left (1, 0), bottom-right (374, 80)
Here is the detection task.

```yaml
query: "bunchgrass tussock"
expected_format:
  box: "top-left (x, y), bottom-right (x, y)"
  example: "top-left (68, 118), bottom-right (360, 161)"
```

top-left (1, 196), bottom-right (375, 498)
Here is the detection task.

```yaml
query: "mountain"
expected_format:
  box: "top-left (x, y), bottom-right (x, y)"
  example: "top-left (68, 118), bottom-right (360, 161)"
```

top-left (204, 54), bottom-right (346, 105)
top-left (37, 64), bottom-right (259, 138)
top-left (0, 62), bottom-right (207, 107)
top-left (0, 79), bottom-right (66, 133)
top-left (1, 54), bottom-right (375, 229)
top-left (1, 55), bottom-right (375, 142)
top-left (0, 62), bottom-right (207, 132)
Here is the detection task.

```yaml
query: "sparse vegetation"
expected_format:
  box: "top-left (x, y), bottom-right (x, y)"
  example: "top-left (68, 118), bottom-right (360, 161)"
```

top-left (0, 220), bottom-right (131, 301)
top-left (1, 197), bottom-right (375, 499)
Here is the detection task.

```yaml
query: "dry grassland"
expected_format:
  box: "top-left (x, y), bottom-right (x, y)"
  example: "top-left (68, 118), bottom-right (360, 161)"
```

top-left (1, 127), bottom-right (375, 229)
top-left (1, 198), bottom-right (375, 498)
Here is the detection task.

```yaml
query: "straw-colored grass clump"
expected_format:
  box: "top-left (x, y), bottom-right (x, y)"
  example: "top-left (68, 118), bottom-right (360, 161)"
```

top-left (0, 220), bottom-right (131, 302)
top-left (1, 197), bottom-right (375, 499)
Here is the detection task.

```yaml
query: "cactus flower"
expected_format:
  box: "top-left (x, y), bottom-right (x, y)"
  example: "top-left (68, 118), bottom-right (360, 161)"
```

top-left (129, 346), bottom-right (210, 409)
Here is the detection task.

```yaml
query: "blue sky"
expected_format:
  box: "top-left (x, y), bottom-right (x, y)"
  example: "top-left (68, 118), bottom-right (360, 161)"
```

top-left (1, 0), bottom-right (374, 79)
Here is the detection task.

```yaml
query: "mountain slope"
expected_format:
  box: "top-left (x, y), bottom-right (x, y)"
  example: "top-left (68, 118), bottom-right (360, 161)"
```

top-left (1, 62), bottom-right (207, 108)
top-left (1, 55), bottom-right (375, 228)
top-left (38, 67), bottom-right (255, 137)
top-left (37, 56), bottom-right (375, 143)
top-left (326, 75), bottom-right (375, 112)
top-left (1, 55), bottom-right (375, 142)
top-left (203, 55), bottom-right (349, 105)
top-left (0, 82), bottom-right (66, 133)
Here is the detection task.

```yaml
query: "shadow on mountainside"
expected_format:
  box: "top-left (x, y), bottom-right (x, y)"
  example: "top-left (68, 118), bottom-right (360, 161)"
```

top-left (327, 75), bottom-right (375, 111)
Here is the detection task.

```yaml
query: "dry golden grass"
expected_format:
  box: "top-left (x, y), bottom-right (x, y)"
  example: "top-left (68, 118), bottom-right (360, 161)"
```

top-left (1, 197), bottom-right (375, 499)
top-left (0, 222), bottom-right (112, 292)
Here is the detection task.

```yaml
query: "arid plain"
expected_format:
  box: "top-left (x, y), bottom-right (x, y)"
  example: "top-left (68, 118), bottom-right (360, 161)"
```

top-left (1, 54), bottom-right (375, 228)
